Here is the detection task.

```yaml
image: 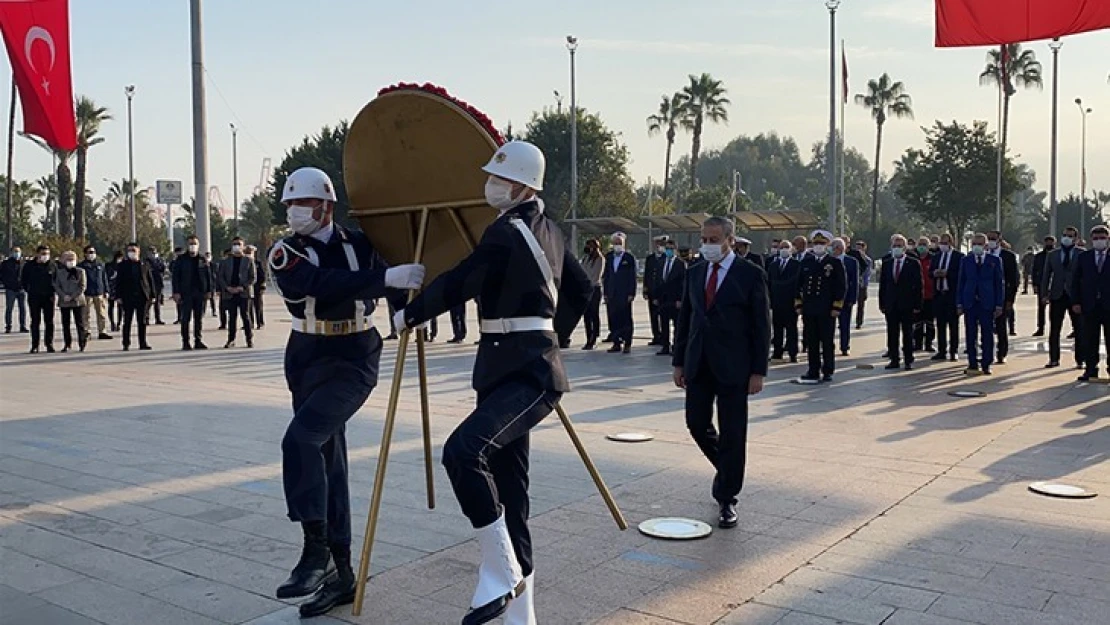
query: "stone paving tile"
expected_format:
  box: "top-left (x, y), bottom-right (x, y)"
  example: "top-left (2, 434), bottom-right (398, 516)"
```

top-left (0, 584), bottom-right (50, 619)
top-left (1040, 592), bottom-right (1110, 624)
top-left (714, 602), bottom-right (790, 625)
top-left (0, 602), bottom-right (106, 625)
top-left (34, 578), bottom-right (223, 625)
top-left (0, 547), bottom-right (87, 594)
top-left (593, 609), bottom-right (686, 624)
top-left (925, 594), bottom-right (1074, 625)
top-left (877, 611), bottom-right (977, 625)
top-left (146, 577), bottom-right (287, 624)
top-left (154, 547), bottom-right (290, 598)
top-left (755, 583), bottom-right (896, 624)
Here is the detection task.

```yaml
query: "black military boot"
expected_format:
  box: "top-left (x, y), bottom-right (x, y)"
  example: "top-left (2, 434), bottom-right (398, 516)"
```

top-left (299, 544), bottom-right (357, 618)
top-left (276, 521), bottom-right (335, 599)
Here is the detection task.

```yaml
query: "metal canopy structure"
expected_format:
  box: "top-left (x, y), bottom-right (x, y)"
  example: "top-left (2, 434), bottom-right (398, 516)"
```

top-left (563, 217), bottom-right (643, 235)
top-left (643, 213), bottom-right (713, 233)
top-left (732, 210), bottom-right (820, 232)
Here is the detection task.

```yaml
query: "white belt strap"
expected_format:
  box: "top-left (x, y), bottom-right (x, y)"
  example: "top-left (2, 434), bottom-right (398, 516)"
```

top-left (508, 218), bottom-right (558, 309)
top-left (303, 247), bottom-right (320, 328)
top-left (341, 241), bottom-right (368, 332)
top-left (480, 317), bottom-right (554, 334)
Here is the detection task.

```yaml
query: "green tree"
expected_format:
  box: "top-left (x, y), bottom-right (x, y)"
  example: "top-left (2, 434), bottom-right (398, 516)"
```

top-left (646, 93), bottom-right (684, 197)
top-left (88, 181), bottom-right (168, 255)
top-left (176, 198), bottom-right (232, 254)
top-left (35, 175), bottom-right (57, 233)
top-left (669, 133), bottom-right (810, 208)
top-left (855, 73), bottom-right (914, 231)
top-left (74, 96), bottom-right (112, 240)
top-left (522, 108), bottom-right (638, 220)
top-left (979, 44), bottom-right (1042, 171)
top-left (271, 122), bottom-right (350, 226)
top-left (1029, 193), bottom-right (1105, 240)
top-left (678, 73), bottom-right (730, 189)
top-left (679, 183), bottom-right (732, 216)
top-left (239, 192), bottom-right (283, 251)
top-left (0, 177), bottom-right (43, 248)
top-left (894, 121), bottom-right (1020, 243)
top-left (23, 135), bottom-right (74, 237)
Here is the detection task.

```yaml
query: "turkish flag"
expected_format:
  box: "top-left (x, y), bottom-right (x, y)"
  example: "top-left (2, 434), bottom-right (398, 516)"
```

top-left (0, 0), bottom-right (77, 150)
top-left (936, 0), bottom-right (1110, 47)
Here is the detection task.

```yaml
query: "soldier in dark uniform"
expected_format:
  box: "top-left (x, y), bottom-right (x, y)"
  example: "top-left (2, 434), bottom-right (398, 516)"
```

top-left (794, 230), bottom-right (846, 384)
top-left (395, 141), bottom-right (592, 625)
top-left (268, 167), bottom-right (425, 618)
top-left (644, 235), bottom-right (668, 347)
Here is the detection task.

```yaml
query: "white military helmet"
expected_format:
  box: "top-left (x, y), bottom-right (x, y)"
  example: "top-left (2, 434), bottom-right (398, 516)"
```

top-left (482, 141), bottom-right (545, 191)
top-left (281, 167), bottom-right (337, 203)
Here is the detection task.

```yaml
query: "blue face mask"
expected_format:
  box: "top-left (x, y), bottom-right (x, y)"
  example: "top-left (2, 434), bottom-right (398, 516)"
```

top-left (664, 249), bottom-right (675, 258)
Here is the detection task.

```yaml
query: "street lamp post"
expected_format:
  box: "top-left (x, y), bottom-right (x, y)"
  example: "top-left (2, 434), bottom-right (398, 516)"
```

top-left (125, 85), bottom-right (136, 242)
top-left (190, 0), bottom-right (211, 254)
top-left (567, 35), bottom-right (579, 251)
top-left (230, 123), bottom-right (238, 236)
top-left (825, 1), bottom-right (840, 233)
top-left (553, 90), bottom-right (562, 114)
top-left (1048, 38), bottom-right (1062, 237)
top-left (1075, 98), bottom-right (1091, 237)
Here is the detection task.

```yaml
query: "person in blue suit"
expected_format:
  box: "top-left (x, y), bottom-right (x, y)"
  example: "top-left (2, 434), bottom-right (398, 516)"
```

top-left (831, 238), bottom-right (858, 356)
top-left (956, 233), bottom-right (1005, 375)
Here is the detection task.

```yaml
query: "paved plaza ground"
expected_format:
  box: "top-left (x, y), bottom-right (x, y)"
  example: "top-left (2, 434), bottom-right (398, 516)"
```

top-left (1, 291), bottom-right (1108, 625)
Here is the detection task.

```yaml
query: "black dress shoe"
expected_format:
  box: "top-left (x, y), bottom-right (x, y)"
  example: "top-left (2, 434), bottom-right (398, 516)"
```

top-left (904, 363), bottom-right (913, 371)
top-left (462, 580), bottom-right (526, 625)
top-left (931, 353), bottom-right (947, 361)
top-left (622, 345), bottom-right (631, 354)
top-left (194, 341), bottom-right (208, 350)
top-left (1045, 361), bottom-right (1059, 369)
top-left (582, 342), bottom-right (595, 351)
top-left (789, 355), bottom-right (798, 363)
top-left (821, 374), bottom-right (833, 383)
top-left (1078, 372), bottom-right (1097, 382)
top-left (1032, 330), bottom-right (1044, 337)
top-left (277, 522), bottom-right (334, 599)
top-left (299, 576), bottom-right (355, 618)
top-left (657, 348), bottom-right (672, 356)
top-left (996, 356), bottom-right (1006, 364)
top-left (182, 343), bottom-right (193, 351)
top-left (98, 333), bottom-right (112, 340)
top-left (28, 346), bottom-right (38, 354)
top-left (718, 502), bottom-right (738, 529)
top-left (139, 345), bottom-right (152, 351)
top-left (45, 344), bottom-right (55, 353)
top-left (607, 344), bottom-right (622, 353)
top-left (885, 362), bottom-right (901, 370)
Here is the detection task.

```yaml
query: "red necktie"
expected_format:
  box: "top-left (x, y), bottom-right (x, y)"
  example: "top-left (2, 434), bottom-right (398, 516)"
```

top-left (894, 259), bottom-right (901, 282)
top-left (706, 263), bottom-right (720, 308)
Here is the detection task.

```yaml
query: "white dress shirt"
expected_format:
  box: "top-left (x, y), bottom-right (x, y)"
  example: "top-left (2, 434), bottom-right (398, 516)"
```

top-left (705, 250), bottom-right (736, 289)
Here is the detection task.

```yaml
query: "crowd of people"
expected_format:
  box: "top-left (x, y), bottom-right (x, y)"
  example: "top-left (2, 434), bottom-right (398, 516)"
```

top-left (555, 223), bottom-right (1109, 384)
top-left (0, 236), bottom-right (270, 353)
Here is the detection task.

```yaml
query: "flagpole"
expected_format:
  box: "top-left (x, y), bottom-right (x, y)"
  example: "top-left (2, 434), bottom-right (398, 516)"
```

top-left (995, 44), bottom-right (1004, 231)
top-left (839, 39), bottom-right (847, 236)
top-left (5, 78), bottom-right (14, 249)
top-left (826, 1), bottom-right (839, 233)
top-left (189, 0), bottom-right (211, 254)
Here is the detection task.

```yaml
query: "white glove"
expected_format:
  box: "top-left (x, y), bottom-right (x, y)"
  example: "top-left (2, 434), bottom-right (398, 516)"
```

top-left (392, 309), bottom-right (426, 332)
top-left (385, 264), bottom-right (426, 290)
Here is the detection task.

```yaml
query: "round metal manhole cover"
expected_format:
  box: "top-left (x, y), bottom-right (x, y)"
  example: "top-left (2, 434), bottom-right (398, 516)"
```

top-left (948, 390), bottom-right (987, 398)
top-left (638, 517), bottom-right (713, 540)
top-left (1028, 482), bottom-right (1097, 499)
top-left (606, 433), bottom-right (654, 443)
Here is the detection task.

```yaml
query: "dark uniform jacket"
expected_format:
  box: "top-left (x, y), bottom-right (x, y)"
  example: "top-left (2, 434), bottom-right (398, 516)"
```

top-left (602, 250), bottom-right (638, 303)
top-left (1031, 249), bottom-right (1049, 295)
top-left (404, 200), bottom-right (592, 395)
top-left (1072, 249), bottom-right (1110, 313)
top-left (171, 253), bottom-right (212, 296)
top-left (995, 248), bottom-right (1019, 305)
top-left (20, 260), bottom-right (56, 300)
top-left (766, 255), bottom-right (800, 312)
top-left (115, 259), bottom-right (154, 305)
top-left (879, 256), bottom-right (923, 316)
top-left (654, 255), bottom-right (686, 309)
top-left (643, 253), bottom-right (662, 299)
top-left (673, 255), bottom-right (771, 386)
top-left (1, 257), bottom-right (24, 291)
top-left (794, 254), bottom-right (847, 316)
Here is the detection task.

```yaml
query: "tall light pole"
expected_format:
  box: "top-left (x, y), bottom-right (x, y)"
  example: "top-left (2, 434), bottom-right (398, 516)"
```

top-left (567, 35), bottom-right (579, 251)
top-left (230, 122), bottom-right (238, 236)
top-left (1075, 98), bottom-right (1091, 237)
top-left (1048, 38), bottom-right (1062, 237)
top-left (125, 85), bottom-right (136, 242)
top-left (553, 90), bottom-right (562, 114)
top-left (190, 0), bottom-right (211, 253)
top-left (825, 1), bottom-right (840, 233)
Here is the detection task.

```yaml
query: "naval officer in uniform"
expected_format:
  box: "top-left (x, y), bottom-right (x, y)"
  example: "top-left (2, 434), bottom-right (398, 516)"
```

top-left (794, 230), bottom-right (846, 383)
top-left (394, 140), bottom-right (592, 625)
top-left (269, 167), bottom-right (425, 617)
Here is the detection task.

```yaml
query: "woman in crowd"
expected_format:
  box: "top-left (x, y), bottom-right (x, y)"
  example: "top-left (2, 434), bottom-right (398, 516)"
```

top-left (54, 250), bottom-right (89, 352)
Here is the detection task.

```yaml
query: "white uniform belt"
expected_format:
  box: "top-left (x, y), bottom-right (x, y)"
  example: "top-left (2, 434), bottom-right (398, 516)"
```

top-left (479, 317), bottom-right (554, 334)
top-left (291, 317), bottom-right (373, 336)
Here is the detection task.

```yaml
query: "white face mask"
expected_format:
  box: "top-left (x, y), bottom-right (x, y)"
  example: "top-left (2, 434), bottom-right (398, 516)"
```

top-left (11, 251), bottom-right (20, 259)
top-left (38, 254), bottom-right (50, 262)
top-left (779, 248), bottom-right (792, 259)
top-left (611, 244), bottom-right (624, 254)
top-left (656, 246), bottom-right (665, 254)
top-left (939, 244), bottom-right (951, 253)
top-left (287, 205), bottom-right (323, 235)
top-left (972, 244), bottom-right (985, 256)
top-left (187, 244), bottom-right (199, 254)
top-left (1092, 239), bottom-right (1108, 251)
top-left (891, 247), bottom-right (905, 259)
top-left (987, 239), bottom-right (1000, 250)
top-left (86, 253), bottom-right (96, 261)
top-left (700, 243), bottom-right (726, 263)
top-left (231, 244), bottom-right (243, 254)
top-left (1060, 236), bottom-right (1074, 247)
top-left (484, 178), bottom-right (525, 211)
top-left (127, 251), bottom-right (138, 261)
top-left (812, 244), bottom-right (827, 256)
top-left (64, 260), bottom-right (76, 269)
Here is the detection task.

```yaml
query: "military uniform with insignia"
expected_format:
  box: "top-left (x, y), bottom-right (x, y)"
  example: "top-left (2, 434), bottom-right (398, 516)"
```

top-left (396, 141), bottom-right (592, 625)
top-left (794, 230), bottom-right (847, 383)
top-left (269, 167), bottom-right (424, 617)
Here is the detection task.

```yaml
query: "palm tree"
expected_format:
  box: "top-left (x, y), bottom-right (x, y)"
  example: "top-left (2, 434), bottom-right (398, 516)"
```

top-left (677, 73), bottom-right (730, 190)
top-left (36, 175), bottom-right (57, 233)
top-left (979, 44), bottom-right (1042, 174)
top-left (74, 97), bottom-right (112, 240)
top-left (23, 135), bottom-right (74, 237)
top-left (646, 93), bottom-right (684, 197)
top-left (855, 73), bottom-right (913, 231)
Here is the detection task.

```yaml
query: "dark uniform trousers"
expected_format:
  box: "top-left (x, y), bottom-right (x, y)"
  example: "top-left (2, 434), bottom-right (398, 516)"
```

top-left (803, 314), bottom-right (836, 376)
top-left (607, 300), bottom-right (634, 346)
top-left (886, 312), bottom-right (915, 365)
top-left (225, 295), bottom-right (254, 343)
top-left (685, 362), bottom-right (748, 505)
top-left (933, 290), bottom-right (960, 357)
top-left (450, 304), bottom-right (467, 340)
top-left (442, 378), bottom-right (561, 577)
top-left (1049, 295), bottom-right (1083, 365)
top-left (28, 295), bottom-right (55, 348)
top-left (1083, 309), bottom-right (1110, 375)
top-left (282, 331), bottom-right (379, 547)
top-left (179, 294), bottom-right (206, 344)
top-left (121, 300), bottom-right (149, 348)
top-left (583, 286), bottom-right (602, 344)
top-left (993, 313), bottom-right (1010, 359)
top-left (771, 308), bottom-right (798, 358)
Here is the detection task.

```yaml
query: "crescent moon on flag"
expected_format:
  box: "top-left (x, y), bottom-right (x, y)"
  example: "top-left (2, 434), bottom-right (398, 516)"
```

top-left (24, 26), bottom-right (56, 75)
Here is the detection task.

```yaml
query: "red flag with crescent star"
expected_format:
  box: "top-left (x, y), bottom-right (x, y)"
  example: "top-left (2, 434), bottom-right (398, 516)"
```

top-left (0, 0), bottom-right (77, 150)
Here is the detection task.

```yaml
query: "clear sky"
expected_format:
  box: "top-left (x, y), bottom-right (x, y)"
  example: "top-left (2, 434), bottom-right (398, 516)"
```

top-left (3, 0), bottom-right (1108, 223)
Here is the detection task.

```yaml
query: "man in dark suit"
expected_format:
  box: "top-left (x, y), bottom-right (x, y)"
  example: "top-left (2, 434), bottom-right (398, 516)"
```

top-left (957, 233), bottom-right (1005, 375)
top-left (734, 237), bottom-right (763, 268)
top-left (794, 230), bottom-right (846, 383)
top-left (673, 216), bottom-right (770, 529)
top-left (1072, 225), bottom-right (1110, 382)
top-left (652, 239), bottom-right (686, 356)
top-left (768, 240), bottom-right (800, 362)
top-left (115, 242), bottom-right (154, 351)
top-left (217, 236), bottom-right (257, 348)
top-left (831, 238), bottom-right (858, 356)
top-left (879, 234), bottom-right (923, 370)
top-left (1041, 225), bottom-right (1084, 369)
top-left (930, 232), bottom-right (963, 361)
top-left (1031, 236), bottom-right (1054, 336)
top-left (171, 235), bottom-right (211, 350)
top-left (987, 230), bottom-right (1019, 363)
top-left (643, 235), bottom-right (668, 347)
top-left (602, 231), bottom-right (637, 354)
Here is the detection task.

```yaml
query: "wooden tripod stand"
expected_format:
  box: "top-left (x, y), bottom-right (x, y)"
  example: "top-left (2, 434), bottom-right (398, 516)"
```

top-left (351, 204), bottom-right (627, 616)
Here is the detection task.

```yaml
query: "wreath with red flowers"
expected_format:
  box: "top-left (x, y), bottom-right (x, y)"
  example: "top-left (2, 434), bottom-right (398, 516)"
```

top-left (377, 82), bottom-right (505, 146)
